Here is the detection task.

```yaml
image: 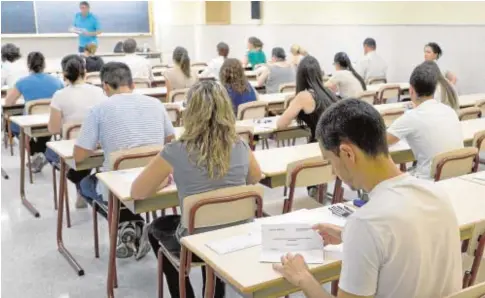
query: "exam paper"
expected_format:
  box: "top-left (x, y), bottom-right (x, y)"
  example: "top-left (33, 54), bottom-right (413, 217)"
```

top-left (206, 233), bottom-right (261, 255)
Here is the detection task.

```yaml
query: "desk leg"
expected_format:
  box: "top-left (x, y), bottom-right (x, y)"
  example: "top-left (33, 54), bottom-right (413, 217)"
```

top-left (204, 265), bottom-right (215, 298)
top-left (107, 193), bottom-right (120, 298)
top-left (56, 160), bottom-right (84, 276)
top-left (19, 129), bottom-right (40, 217)
top-left (1, 168), bottom-right (9, 179)
top-left (7, 116), bottom-right (14, 156)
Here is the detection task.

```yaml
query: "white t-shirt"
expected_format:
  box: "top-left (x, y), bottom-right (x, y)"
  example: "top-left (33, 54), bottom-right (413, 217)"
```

top-left (339, 174), bottom-right (462, 298)
top-left (328, 70), bottom-right (364, 98)
top-left (199, 56), bottom-right (225, 79)
top-left (356, 51), bottom-right (387, 81)
top-left (387, 99), bottom-right (464, 179)
top-left (117, 54), bottom-right (153, 80)
top-left (50, 83), bottom-right (106, 124)
top-left (1, 59), bottom-right (28, 89)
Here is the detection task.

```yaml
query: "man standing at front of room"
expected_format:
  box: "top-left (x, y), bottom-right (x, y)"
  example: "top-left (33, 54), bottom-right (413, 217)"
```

top-left (70, 1), bottom-right (101, 53)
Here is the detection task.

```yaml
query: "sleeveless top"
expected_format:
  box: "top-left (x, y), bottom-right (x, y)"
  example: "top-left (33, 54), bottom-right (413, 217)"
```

top-left (297, 89), bottom-right (321, 143)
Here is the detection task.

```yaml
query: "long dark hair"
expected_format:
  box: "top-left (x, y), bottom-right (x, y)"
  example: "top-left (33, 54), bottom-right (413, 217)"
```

top-left (173, 46), bottom-right (191, 78)
top-left (296, 56), bottom-right (339, 125)
top-left (61, 54), bottom-right (86, 83)
top-left (334, 52), bottom-right (366, 91)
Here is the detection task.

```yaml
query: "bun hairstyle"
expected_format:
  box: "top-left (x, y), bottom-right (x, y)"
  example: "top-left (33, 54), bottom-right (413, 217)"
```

top-left (84, 43), bottom-right (98, 55)
top-left (61, 54), bottom-right (86, 83)
top-left (27, 51), bottom-right (45, 73)
top-left (425, 42), bottom-right (443, 59)
top-left (334, 52), bottom-right (366, 91)
top-left (248, 37), bottom-right (263, 49)
top-left (173, 46), bottom-right (191, 78)
top-left (290, 44), bottom-right (307, 56)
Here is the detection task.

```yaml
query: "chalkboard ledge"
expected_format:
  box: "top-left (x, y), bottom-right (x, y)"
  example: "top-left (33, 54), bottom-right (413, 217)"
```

top-left (2, 32), bottom-right (151, 38)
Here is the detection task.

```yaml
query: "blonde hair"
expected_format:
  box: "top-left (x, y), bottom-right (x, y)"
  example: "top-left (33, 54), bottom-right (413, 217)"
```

top-left (290, 44), bottom-right (307, 56)
top-left (84, 43), bottom-right (98, 55)
top-left (180, 81), bottom-right (238, 179)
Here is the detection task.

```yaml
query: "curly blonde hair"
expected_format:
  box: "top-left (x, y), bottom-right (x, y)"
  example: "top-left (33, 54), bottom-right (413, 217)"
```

top-left (180, 81), bottom-right (238, 179)
top-left (219, 58), bottom-right (249, 94)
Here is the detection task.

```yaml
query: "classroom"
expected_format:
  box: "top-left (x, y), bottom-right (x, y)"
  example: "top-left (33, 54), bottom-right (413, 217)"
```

top-left (1, 1), bottom-right (485, 297)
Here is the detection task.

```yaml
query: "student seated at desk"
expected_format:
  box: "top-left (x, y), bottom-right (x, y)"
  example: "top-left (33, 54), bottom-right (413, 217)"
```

top-left (117, 38), bottom-right (153, 80)
top-left (82, 43), bottom-right (104, 73)
top-left (131, 81), bottom-right (262, 298)
top-left (428, 61), bottom-right (459, 111)
top-left (325, 52), bottom-right (366, 99)
top-left (5, 51), bottom-right (63, 173)
top-left (256, 47), bottom-right (295, 94)
top-left (274, 98), bottom-right (462, 298)
top-left (1, 43), bottom-right (28, 89)
top-left (289, 44), bottom-right (307, 67)
top-left (74, 62), bottom-right (175, 259)
top-left (220, 58), bottom-right (257, 114)
top-left (199, 42), bottom-right (229, 79)
top-left (46, 54), bottom-right (106, 208)
top-left (424, 42), bottom-right (457, 85)
top-left (164, 47), bottom-right (197, 93)
top-left (356, 37), bottom-right (387, 83)
top-left (387, 61), bottom-right (463, 179)
top-left (243, 36), bottom-right (266, 70)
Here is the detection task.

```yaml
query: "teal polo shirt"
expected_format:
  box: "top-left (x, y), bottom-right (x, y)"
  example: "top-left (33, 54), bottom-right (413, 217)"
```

top-left (73, 12), bottom-right (100, 47)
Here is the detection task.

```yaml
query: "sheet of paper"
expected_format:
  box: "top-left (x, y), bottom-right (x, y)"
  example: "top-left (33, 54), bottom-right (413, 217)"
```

top-left (117, 169), bottom-right (142, 182)
top-left (260, 223), bottom-right (324, 264)
top-left (206, 233), bottom-right (261, 255)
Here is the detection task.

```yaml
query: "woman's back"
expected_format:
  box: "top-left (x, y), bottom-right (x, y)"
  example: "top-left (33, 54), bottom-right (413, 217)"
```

top-left (248, 50), bottom-right (266, 69)
top-left (329, 70), bottom-right (364, 98)
top-left (226, 83), bottom-right (257, 114)
top-left (16, 73), bottom-right (63, 101)
top-left (164, 66), bottom-right (197, 90)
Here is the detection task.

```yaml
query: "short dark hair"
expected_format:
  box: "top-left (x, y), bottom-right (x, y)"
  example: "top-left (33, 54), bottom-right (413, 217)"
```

top-left (248, 37), bottom-right (263, 48)
top-left (1, 43), bottom-right (21, 62)
top-left (27, 51), bottom-right (45, 73)
top-left (425, 42), bottom-right (442, 59)
top-left (100, 62), bottom-right (133, 90)
top-left (80, 1), bottom-right (89, 7)
top-left (61, 54), bottom-right (86, 83)
top-left (271, 47), bottom-right (286, 61)
top-left (409, 61), bottom-right (438, 98)
top-left (122, 38), bottom-right (137, 54)
top-left (316, 98), bottom-right (389, 157)
top-left (217, 42), bottom-right (229, 58)
top-left (363, 38), bottom-right (376, 49)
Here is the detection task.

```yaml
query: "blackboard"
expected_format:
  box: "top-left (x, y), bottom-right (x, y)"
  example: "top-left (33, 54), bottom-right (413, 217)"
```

top-left (1, 1), bottom-right (150, 35)
top-left (1, 1), bottom-right (36, 34)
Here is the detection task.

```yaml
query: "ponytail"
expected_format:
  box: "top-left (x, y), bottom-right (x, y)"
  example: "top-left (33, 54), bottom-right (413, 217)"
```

top-left (437, 74), bottom-right (459, 110)
top-left (27, 51), bottom-right (45, 73)
top-left (173, 46), bottom-right (191, 78)
top-left (334, 52), bottom-right (366, 91)
top-left (61, 54), bottom-right (86, 83)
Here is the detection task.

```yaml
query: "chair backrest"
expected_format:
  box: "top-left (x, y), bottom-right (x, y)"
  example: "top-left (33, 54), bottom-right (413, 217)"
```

top-left (458, 107), bottom-right (482, 121)
top-left (279, 83), bottom-right (296, 93)
top-left (381, 108), bottom-right (405, 127)
top-left (357, 90), bottom-right (377, 105)
top-left (475, 98), bottom-right (485, 117)
top-left (283, 94), bottom-right (296, 109)
top-left (182, 185), bottom-right (264, 231)
top-left (445, 281), bottom-right (485, 298)
top-left (237, 101), bottom-right (268, 120)
top-left (25, 99), bottom-right (51, 115)
top-left (464, 220), bottom-right (485, 288)
top-left (367, 77), bottom-right (387, 85)
top-left (286, 156), bottom-right (335, 188)
top-left (108, 144), bottom-right (163, 170)
top-left (133, 78), bottom-right (151, 89)
top-left (236, 126), bottom-right (255, 149)
top-left (168, 88), bottom-right (189, 103)
top-left (430, 147), bottom-right (479, 181)
top-left (164, 103), bottom-right (182, 126)
top-left (191, 62), bottom-right (208, 67)
top-left (85, 72), bottom-right (100, 84)
top-left (61, 123), bottom-right (82, 140)
top-left (377, 84), bottom-right (401, 104)
top-left (473, 130), bottom-right (485, 153)
top-left (152, 64), bottom-right (169, 76)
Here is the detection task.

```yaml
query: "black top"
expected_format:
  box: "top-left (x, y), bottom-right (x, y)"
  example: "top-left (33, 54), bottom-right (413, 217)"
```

top-left (297, 89), bottom-right (321, 143)
top-left (85, 56), bottom-right (104, 73)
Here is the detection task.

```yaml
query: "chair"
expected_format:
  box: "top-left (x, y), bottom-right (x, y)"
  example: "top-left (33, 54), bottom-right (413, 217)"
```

top-left (357, 90), bottom-right (377, 105)
top-left (236, 126), bottom-right (255, 150)
top-left (381, 108), bottom-right (405, 127)
top-left (191, 62), bottom-right (208, 68)
top-left (367, 77), bottom-right (387, 85)
top-left (133, 78), bottom-right (152, 89)
top-left (447, 282), bottom-right (485, 298)
top-left (91, 144), bottom-right (166, 258)
top-left (430, 147), bottom-right (479, 181)
top-left (236, 101), bottom-right (268, 120)
top-left (85, 72), bottom-right (101, 85)
top-left (168, 88), bottom-right (189, 103)
top-left (278, 83), bottom-right (296, 93)
top-left (152, 64), bottom-right (169, 76)
top-left (376, 84), bottom-right (401, 104)
top-left (263, 156), bottom-right (344, 216)
top-left (164, 103), bottom-right (182, 126)
top-left (473, 130), bottom-right (485, 165)
top-left (458, 107), bottom-right (482, 121)
top-left (158, 185), bottom-right (264, 298)
top-left (462, 220), bottom-right (485, 288)
top-left (475, 99), bottom-right (485, 117)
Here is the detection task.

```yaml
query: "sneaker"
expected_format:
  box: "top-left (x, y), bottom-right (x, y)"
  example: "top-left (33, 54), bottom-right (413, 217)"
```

top-left (75, 192), bottom-right (88, 209)
top-left (31, 153), bottom-right (48, 173)
top-left (307, 186), bottom-right (318, 198)
top-left (135, 223), bottom-right (151, 261)
top-left (116, 222), bottom-right (136, 258)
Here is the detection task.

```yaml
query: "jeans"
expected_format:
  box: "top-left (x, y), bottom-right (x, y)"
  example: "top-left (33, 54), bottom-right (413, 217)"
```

top-left (79, 174), bottom-right (144, 222)
top-left (45, 148), bottom-right (60, 164)
top-left (12, 130), bottom-right (50, 156)
top-left (78, 46), bottom-right (85, 53)
top-left (148, 215), bottom-right (225, 298)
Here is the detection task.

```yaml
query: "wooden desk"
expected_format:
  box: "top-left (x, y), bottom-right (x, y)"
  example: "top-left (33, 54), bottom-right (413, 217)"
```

top-left (1, 98), bottom-right (25, 116)
top-left (258, 92), bottom-right (294, 114)
top-left (458, 93), bottom-right (485, 108)
top-left (366, 82), bottom-right (410, 93)
top-left (181, 177), bottom-right (485, 298)
top-left (9, 114), bottom-right (52, 217)
top-left (152, 75), bottom-right (166, 87)
top-left (133, 86), bottom-right (167, 101)
top-left (458, 171), bottom-right (485, 186)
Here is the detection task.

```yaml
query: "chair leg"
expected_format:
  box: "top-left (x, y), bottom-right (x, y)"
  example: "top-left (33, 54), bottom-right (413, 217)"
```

top-left (399, 163), bottom-right (407, 172)
top-left (26, 140), bottom-right (33, 184)
top-left (52, 166), bottom-right (58, 210)
top-left (7, 118), bottom-right (14, 156)
top-left (145, 212), bottom-right (151, 223)
top-left (64, 177), bottom-right (71, 228)
top-left (161, 209), bottom-right (166, 217)
top-left (158, 247), bottom-right (164, 298)
top-left (172, 207), bottom-right (177, 215)
top-left (283, 186), bottom-right (287, 197)
top-left (468, 232), bottom-right (485, 287)
top-left (93, 202), bottom-right (100, 258)
top-left (331, 280), bottom-right (339, 296)
top-left (204, 266), bottom-right (215, 298)
top-left (151, 211), bottom-right (158, 220)
top-left (179, 247), bottom-right (188, 298)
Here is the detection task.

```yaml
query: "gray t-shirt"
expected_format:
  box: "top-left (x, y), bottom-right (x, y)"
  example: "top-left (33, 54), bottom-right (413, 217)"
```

top-left (265, 64), bottom-right (295, 94)
top-left (160, 139), bottom-right (251, 237)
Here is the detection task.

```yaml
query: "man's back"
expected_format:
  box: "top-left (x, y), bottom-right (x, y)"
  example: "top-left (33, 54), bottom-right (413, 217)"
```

top-left (118, 54), bottom-right (152, 80)
top-left (340, 174), bottom-right (462, 298)
top-left (387, 100), bottom-right (464, 178)
top-left (358, 51), bottom-right (387, 81)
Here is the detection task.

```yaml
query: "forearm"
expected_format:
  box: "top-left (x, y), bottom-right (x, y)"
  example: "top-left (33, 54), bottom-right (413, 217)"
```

top-left (299, 272), bottom-right (333, 298)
